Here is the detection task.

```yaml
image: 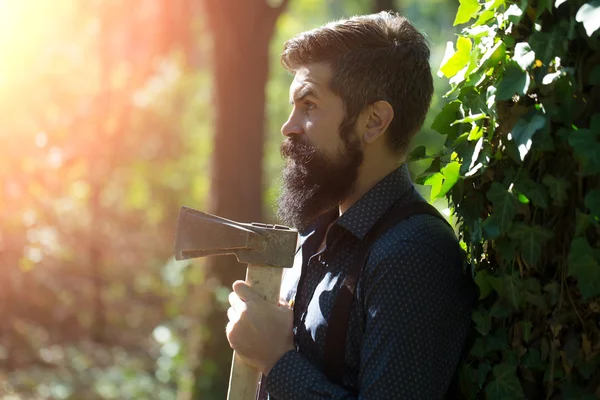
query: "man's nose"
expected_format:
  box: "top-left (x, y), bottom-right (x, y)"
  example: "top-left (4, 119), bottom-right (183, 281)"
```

top-left (281, 113), bottom-right (303, 137)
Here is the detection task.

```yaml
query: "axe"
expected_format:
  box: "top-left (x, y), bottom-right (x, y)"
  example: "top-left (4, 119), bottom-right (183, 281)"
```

top-left (174, 206), bottom-right (297, 400)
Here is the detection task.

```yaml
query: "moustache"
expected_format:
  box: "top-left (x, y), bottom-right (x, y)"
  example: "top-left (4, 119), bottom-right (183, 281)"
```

top-left (280, 138), bottom-right (317, 164)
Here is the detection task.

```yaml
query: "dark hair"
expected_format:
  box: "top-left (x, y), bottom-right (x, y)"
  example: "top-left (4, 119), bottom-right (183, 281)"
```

top-left (281, 12), bottom-right (434, 154)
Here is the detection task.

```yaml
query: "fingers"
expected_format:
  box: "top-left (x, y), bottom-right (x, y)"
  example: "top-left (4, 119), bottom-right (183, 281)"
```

top-left (228, 291), bottom-right (246, 312)
top-left (227, 306), bottom-right (238, 323)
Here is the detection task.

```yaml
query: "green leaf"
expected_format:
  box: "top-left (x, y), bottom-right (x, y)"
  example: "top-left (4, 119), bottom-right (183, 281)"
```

top-left (532, 123), bottom-right (555, 152)
top-left (451, 113), bottom-right (487, 125)
top-left (454, 0), bottom-right (482, 25)
top-left (585, 189), bottom-right (600, 222)
top-left (422, 173), bottom-right (444, 202)
top-left (568, 238), bottom-right (600, 300)
top-left (495, 237), bottom-right (518, 264)
top-left (503, 350), bottom-right (520, 369)
top-left (503, 273), bottom-right (523, 309)
top-left (490, 301), bottom-right (512, 318)
top-left (542, 174), bottom-right (571, 206)
top-left (463, 24), bottom-right (496, 39)
top-left (486, 182), bottom-right (519, 234)
top-left (479, 40), bottom-right (506, 70)
top-left (475, 270), bottom-right (493, 299)
top-left (576, 0), bottom-right (600, 37)
top-left (438, 161), bottom-right (462, 198)
top-left (509, 223), bottom-right (554, 266)
top-left (510, 112), bottom-right (546, 161)
top-left (529, 27), bottom-right (566, 66)
top-left (592, 113), bottom-right (600, 131)
top-left (474, 8), bottom-right (496, 26)
top-left (568, 128), bottom-right (600, 175)
top-left (513, 42), bottom-right (535, 70)
top-left (485, 364), bottom-right (525, 400)
top-left (486, 85), bottom-right (497, 110)
top-left (487, 276), bottom-right (505, 296)
top-left (407, 145), bottom-right (427, 162)
top-left (432, 100), bottom-right (462, 137)
top-left (536, 0), bottom-right (553, 19)
top-left (470, 337), bottom-right (487, 358)
top-left (496, 61), bottom-right (530, 100)
top-left (473, 309), bottom-right (492, 335)
top-left (514, 178), bottom-right (549, 209)
top-left (486, 327), bottom-right (509, 353)
top-left (559, 382), bottom-right (592, 400)
top-left (577, 358), bottom-right (598, 380)
top-left (468, 125), bottom-right (484, 141)
top-left (504, 4), bottom-right (524, 24)
top-left (477, 362), bottom-right (492, 388)
top-left (520, 320), bottom-right (533, 342)
top-left (522, 348), bottom-right (543, 370)
top-left (522, 278), bottom-right (546, 309)
top-left (482, 215), bottom-right (502, 239)
top-left (575, 210), bottom-right (591, 235)
top-left (590, 65), bottom-right (600, 85)
top-left (439, 37), bottom-right (473, 78)
top-left (542, 70), bottom-right (563, 85)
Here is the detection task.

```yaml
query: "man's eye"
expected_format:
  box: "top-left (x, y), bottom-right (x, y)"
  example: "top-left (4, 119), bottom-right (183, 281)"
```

top-left (304, 101), bottom-right (316, 111)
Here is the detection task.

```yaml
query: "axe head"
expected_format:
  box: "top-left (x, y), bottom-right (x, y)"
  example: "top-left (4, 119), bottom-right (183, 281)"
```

top-left (174, 206), bottom-right (297, 268)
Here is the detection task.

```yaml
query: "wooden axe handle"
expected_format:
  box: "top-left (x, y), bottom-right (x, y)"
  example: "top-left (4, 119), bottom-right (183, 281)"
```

top-left (227, 264), bottom-right (284, 400)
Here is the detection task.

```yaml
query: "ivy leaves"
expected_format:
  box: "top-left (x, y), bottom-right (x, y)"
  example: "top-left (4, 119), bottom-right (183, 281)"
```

top-left (454, 0), bottom-right (482, 26)
top-left (513, 42), bottom-right (535, 70)
top-left (568, 125), bottom-right (600, 176)
top-left (426, 0), bottom-right (600, 397)
top-left (497, 61), bottom-right (530, 100)
top-left (509, 112), bottom-right (546, 161)
top-left (438, 37), bottom-right (473, 80)
top-left (485, 364), bottom-right (524, 400)
top-left (575, 0), bottom-right (600, 36)
top-left (484, 183), bottom-right (519, 236)
top-left (508, 223), bottom-right (554, 267)
top-left (568, 239), bottom-right (600, 299)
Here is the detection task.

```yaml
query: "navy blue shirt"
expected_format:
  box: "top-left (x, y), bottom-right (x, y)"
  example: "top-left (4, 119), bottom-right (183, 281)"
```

top-left (259, 164), bottom-right (475, 399)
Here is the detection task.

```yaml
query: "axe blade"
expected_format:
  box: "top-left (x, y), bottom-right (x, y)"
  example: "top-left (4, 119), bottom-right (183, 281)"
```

top-left (174, 206), bottom-right (298, 268)
top-left (174, 206), bottom-right (253, 261)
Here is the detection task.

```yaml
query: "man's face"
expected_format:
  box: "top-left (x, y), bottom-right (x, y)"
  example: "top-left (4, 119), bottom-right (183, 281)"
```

top-left (277, 63), bottom-right (364, 231)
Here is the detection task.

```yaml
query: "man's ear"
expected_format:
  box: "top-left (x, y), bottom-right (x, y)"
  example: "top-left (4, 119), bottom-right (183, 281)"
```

top-left (363, 100), bottom-right (394, 144)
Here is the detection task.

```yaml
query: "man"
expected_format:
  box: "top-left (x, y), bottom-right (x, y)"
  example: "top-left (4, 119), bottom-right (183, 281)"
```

top-left (226, 11), bottom-right (476, 399)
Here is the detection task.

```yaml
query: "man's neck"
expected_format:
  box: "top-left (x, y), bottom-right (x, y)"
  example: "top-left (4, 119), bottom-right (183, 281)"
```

top-left (339, 157), bottom-right (404, 216)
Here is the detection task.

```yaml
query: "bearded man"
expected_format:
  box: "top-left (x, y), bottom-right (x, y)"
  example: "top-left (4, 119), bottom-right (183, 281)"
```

top-left (225, 11), bottom-right (476, 399)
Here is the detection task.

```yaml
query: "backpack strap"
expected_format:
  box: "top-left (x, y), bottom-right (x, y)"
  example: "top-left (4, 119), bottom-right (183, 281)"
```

top-left (323, 201), bottom-right (452, 385)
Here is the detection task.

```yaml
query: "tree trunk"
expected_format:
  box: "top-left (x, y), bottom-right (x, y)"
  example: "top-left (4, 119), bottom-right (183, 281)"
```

top-left (196, 1), bottom-right (289, 398)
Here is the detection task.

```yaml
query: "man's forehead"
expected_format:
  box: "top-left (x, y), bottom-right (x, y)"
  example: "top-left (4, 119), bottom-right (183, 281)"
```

top-left (289, 64), bottom-right (332, 96)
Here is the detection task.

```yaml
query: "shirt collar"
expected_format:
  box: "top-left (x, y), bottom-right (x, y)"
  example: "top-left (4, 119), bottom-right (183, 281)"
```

top-left (296, 207), bottom-right (338, 250)
top-left (335, 163), bottom-right (416, 240)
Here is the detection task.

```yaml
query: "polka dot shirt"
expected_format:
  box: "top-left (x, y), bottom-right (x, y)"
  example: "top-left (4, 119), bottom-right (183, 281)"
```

top-left (257, 165), bottom-right (476, 399)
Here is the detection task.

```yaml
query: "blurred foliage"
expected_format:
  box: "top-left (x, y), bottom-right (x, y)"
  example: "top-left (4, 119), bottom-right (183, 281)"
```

top-left (1, 0), bottom-right (459, 398)
top-left (420, 0), bottom-right (600, 398)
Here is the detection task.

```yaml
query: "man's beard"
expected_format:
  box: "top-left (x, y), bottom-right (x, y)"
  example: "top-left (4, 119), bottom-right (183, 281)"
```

top-left (276, 124), bottom-right (364, 232)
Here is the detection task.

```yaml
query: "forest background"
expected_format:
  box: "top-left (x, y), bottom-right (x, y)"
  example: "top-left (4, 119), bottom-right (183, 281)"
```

top-left (0, 1), bottom-right (456, 398)
top-left (2, 0), bottom-right (598, 399)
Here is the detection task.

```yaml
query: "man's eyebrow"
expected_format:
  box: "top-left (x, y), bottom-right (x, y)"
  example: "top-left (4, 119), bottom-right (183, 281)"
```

top-left (289, 86), bottom-right (319, 105)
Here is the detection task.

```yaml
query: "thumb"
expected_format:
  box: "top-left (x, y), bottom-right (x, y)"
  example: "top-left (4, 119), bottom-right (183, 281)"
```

top-left (232, 280), bottom-right (261, 302)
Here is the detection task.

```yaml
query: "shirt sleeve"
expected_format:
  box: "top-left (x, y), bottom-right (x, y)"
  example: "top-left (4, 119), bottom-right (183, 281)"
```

top-left (265, 229), bottom-right (474, 400)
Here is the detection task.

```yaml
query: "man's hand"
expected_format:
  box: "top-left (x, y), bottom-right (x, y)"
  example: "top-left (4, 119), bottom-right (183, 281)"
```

top-left (226, 280), bottom-right (295, 375)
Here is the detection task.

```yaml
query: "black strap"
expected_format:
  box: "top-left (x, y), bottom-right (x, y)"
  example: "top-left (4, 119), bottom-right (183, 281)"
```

top-left (323, 201), bottom-right (452, 385)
